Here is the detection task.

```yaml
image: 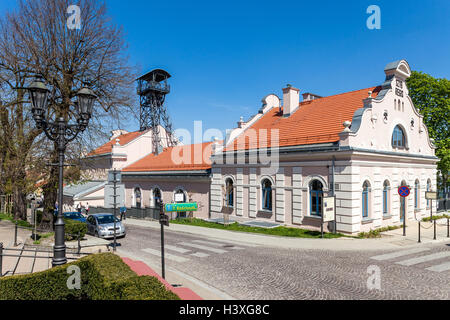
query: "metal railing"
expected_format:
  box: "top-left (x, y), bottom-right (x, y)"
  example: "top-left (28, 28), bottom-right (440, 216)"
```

top-left (88, 206), bottom-right (161, 221)
top-left (0, 222), bottom-right (92, 277)
top-left (417, 217), bottom-right (450, 243)
top-left (0, 242), bottom-right (91, 278)
top-left (137, 80), bottom-right (170, 95)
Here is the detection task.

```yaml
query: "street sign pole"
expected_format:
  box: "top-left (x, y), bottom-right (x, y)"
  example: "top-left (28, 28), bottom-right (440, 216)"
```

top-left (398, 186), bottom-right (410, 237)
top-left (159, 202), bottom-right (166, 279)
top-left (430, 199), bottom-right (433, 220)
top-left (418, 220), bottom-right (421, 243)
top-left (403, 198), bottom-right (406, 237)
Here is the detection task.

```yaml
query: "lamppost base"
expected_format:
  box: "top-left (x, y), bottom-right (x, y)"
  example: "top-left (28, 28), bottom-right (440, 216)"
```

top-left (52, 259), bottom-right (68, 267)
top-left (52, 244), bottom-right (67, 267)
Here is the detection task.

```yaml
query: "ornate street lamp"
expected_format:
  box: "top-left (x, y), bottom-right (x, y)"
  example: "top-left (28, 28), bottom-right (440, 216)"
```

top-left (27, 76), bottom-right (96, 267)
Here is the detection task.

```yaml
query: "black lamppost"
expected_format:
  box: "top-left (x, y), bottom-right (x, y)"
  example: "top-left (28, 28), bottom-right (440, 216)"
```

top-left (27, 76), bottom-right (96, 267)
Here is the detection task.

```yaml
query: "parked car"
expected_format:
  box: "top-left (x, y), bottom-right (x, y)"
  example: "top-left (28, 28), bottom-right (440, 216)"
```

top-left (86, 213), bottom-right (126, 239)
top-left (63, 211), bottom-right (87, 223)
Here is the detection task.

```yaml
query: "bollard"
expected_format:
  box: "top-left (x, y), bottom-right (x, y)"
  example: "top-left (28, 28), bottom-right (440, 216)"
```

top-left (14, 223), bottom-right (18, 247)
top-left (433, 219), bottom-right (436, 240)
top-left (0, 242), bottom-right (3, 277)
top-left (418, 221), bottom-right (421, 243)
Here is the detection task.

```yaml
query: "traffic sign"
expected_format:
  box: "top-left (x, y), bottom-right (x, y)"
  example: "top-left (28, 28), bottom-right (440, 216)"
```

top-left (398, 186), bottom-right (410, 197)
top-left (165, 203), bottom-right (198, 212)
top-left (159, 214), bottom-right (169, 227)
top-left (425, 191), bottom-right (437, 200)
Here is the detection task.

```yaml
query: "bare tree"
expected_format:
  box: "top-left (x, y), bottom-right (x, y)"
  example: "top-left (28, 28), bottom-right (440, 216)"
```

top-left (0, 0), bottom-right (137, 229)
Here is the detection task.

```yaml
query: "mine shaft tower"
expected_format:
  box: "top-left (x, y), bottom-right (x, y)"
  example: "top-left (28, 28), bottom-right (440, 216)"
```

top-left (137, 69), bottom-right (176, 154)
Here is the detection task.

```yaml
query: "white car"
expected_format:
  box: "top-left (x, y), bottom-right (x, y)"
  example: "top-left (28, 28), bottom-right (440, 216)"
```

top-left (86, 213), bottom-right (126, 239)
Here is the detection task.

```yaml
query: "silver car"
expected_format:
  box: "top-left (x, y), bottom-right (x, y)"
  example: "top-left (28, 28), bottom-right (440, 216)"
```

top-left (86, 213), bottom-right (126, 239)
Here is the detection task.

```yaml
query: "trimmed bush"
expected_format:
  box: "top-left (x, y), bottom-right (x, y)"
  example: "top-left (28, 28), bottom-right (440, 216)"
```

top-left (64, 218), bottom-right (87, 241)
top-left (0, 253), bottom-right (180, 300)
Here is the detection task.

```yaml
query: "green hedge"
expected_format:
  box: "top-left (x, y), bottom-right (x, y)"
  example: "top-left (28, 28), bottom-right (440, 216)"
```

top-left (0, 253), bottom-right (180, 300)
top-left (64, 218), bottom-right (87, 241)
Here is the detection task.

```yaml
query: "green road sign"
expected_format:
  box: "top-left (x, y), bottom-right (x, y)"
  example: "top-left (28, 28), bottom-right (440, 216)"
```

top-left (165, 203), bottom-right (198, 212)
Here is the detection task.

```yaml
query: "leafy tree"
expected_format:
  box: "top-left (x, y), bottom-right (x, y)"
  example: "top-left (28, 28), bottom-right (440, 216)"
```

top-left (407, 71), bottom-right (450, 193)
top-left (0, 0), bottom-right (137, 229)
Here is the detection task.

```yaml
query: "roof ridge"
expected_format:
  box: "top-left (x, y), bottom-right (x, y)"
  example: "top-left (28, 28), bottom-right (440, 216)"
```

top-left (302, 85), bottom-right (379, 103)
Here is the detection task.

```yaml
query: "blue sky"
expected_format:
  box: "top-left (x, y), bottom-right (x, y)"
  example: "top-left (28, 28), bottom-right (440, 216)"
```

top-left (1, 0), bottom-right (449, 143)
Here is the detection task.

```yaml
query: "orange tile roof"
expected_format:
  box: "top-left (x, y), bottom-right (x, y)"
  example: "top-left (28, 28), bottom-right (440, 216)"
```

top-left (122, 141), bottom-right (215, 172)
top-left (88, 131), bottom-right (147, 156)
top-left (226, 86), bottom-right (381, 151)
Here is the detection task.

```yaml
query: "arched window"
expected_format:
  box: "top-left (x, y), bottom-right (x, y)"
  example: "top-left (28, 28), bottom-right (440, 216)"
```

top-left (262, 179), bottom-right (272, 211)
top-left (426, 179), bottom-right (431, 209)
top-left (414, 180), bottom-right (420, 210)
top-left (134, 188), bottom-right (142, 209)
top-left (153, 188), bottom-right (162, 208)
top-left (383, 180), bottom-right (390, 215)
top-left (362, 181), bottom-right (370, 218)
top-left (225, 179), bottom-right (234, 208)
top-left (392, 125), bottom-right (406, 148)
top-left (310, 180), bottom-right (323, 216)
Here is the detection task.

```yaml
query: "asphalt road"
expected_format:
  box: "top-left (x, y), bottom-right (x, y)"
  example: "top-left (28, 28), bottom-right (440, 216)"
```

top-left (117, 224), bottom-right (450, 300)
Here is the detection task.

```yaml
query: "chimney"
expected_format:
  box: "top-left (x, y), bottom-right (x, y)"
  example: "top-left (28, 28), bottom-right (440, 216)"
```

top-left (282, 84), bottom-right (300, 116)
top-left (110, 129), bottom-right (128, 140)
top-left (237, 116), bottom-right (245, 128)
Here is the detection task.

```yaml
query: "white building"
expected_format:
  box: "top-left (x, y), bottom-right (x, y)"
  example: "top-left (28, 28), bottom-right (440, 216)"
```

top-left (209, 59), bottom-right (438, 234)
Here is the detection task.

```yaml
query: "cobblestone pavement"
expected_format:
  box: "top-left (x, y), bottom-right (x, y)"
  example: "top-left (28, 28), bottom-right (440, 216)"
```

top-left (118, 225), bottom-right (450, 300)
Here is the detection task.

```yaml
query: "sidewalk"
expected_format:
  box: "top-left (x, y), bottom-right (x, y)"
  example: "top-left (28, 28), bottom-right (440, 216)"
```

top-left (381, 218), bottom-right (450, 245)
top-left (0, 220), bottom-right (109, 277)
top-left (122, 218), bottom-right (450, 251)
top-left (121, 256), bottom-right (203, 300)
top-left (116, 248), bottom-right (236, 300)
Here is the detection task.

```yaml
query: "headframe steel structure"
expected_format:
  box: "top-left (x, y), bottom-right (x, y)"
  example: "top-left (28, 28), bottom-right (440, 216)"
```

top-left (137, 69), bottom-right (176, 154)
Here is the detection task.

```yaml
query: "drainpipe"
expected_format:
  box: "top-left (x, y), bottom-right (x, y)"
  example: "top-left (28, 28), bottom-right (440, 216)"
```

top-left (331, 156), bottom-right (336, 196)
top-left (332, 156), bottom-right (336, 233)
